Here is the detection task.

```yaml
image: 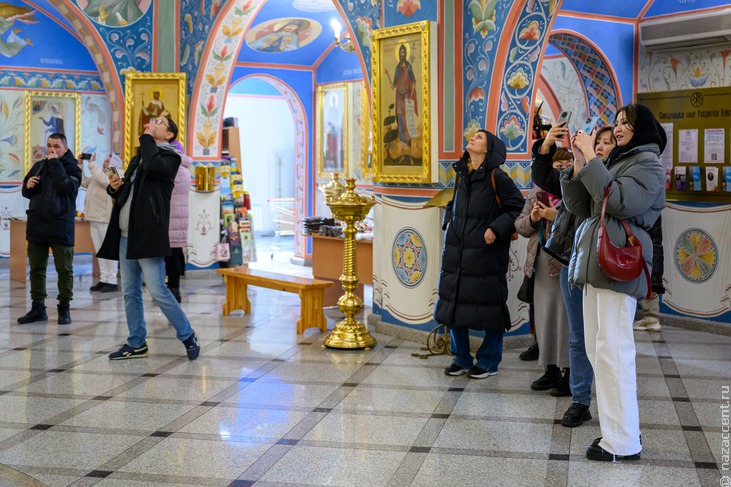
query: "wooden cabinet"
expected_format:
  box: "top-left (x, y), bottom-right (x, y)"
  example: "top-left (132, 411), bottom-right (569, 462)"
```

top-left (312, 235), bottom-right (373, 307)
top-left (222, 126), bottom-right (241, 163)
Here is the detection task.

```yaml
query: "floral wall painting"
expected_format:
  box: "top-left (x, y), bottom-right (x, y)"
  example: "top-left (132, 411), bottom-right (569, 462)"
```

top-left (0, 92), bottom-right (24, 181)
top-left (638, 44), bottom-right (731, 93)
top-left (372, 21), bottom-right (437, 184)
top-left (123, 72), bottom-right (186, 162)
top-left (246, 17), bottom-right (322, 53)
top-left (317, 83), bottom-right (347, 179)
top-left (76, 0), bottom-right (152, 27)
top-left (0, 4), bottom-right (37, 58)
top-left (24, 91), bottom-right (81, 174)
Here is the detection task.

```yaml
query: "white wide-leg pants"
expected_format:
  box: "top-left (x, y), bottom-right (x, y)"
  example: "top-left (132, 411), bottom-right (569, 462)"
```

top-left (583, 284), bottom-right (642, 456)
top-left (90, 221), bottom-right (118, 285)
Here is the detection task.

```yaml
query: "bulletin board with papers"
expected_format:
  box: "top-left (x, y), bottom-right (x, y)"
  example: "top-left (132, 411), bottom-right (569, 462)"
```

top-left (638, 87), bottom-right (731, 203)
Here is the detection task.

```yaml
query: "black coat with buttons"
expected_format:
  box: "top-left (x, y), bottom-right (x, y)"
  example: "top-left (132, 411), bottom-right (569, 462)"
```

top-left (434, 132), bottom-right (525, 332)
top-left (97, 135), bottom-right (180, 260)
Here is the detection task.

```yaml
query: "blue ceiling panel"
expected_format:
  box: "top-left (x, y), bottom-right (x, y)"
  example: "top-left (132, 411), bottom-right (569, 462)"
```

top-left (643, 0), bottom-right (731, 18)
top-left (559, 0), bottom-right (646, 19)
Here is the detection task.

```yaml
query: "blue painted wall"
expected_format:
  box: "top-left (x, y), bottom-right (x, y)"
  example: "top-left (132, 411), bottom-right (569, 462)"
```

top-left (552, 16), bottom-right (635, 106)
top-left (315, 47), bottom-right (362, 84)
top-left (383, 0), bottom-right (438, 27)
top-left (0, 0), bottom-right (97, 72)
top-left (644, 0), bottom-right (731, 18)
top-left (229, 77), bottom-right (284, 96)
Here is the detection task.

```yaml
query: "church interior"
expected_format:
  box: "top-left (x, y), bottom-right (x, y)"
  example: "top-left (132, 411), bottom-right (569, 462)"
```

top-left (0, 0), bottom-right (729, 485)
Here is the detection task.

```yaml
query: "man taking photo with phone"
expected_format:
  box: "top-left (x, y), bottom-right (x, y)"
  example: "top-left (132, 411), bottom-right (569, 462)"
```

top-left (98, 115), bottom-right (200, 361)
top-left (19, 133), bottom-right (82, 325)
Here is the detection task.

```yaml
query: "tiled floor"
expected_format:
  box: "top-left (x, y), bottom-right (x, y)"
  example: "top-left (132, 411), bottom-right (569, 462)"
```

top-left (0, 269), bottom-right (728, 486)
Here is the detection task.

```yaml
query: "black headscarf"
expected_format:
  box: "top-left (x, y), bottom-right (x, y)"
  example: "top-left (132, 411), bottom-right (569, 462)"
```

top-left (606, 104), bottom-right (667, 166)
top-left (457, 129), bottom-right (507, 173)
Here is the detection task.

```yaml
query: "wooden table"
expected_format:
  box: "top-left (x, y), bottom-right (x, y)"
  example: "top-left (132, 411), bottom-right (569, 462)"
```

top-left (311, 235), bottom-right (373, 307)
top-left (10, 219), bottom-right (99, 283)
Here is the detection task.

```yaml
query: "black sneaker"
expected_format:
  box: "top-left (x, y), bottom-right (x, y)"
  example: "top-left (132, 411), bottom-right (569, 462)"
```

top-left (444, 363), bottom-right (469, 376)
top-left (561, 402), bottom-right (592, 427)
top-left (109, 343), bottom-right (148, 360)
top-left (586, 437), bottom-right (640, 462)
top-left (531, 364), bottom-right (562, 391)
top-left (100, 283), bottom-right (119, 293)
top-left (183, 331), bottom-right (200, 360)
top-left (468, 366), bottom-right (498, 379)
top-left (519, 340), bottom-right (539, 361)
top-left (89, 282), bottom-right (106, 292)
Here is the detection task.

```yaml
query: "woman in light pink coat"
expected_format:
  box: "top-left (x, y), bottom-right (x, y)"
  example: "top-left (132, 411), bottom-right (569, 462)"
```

top-left (166, 143), bottom-right (192, 302)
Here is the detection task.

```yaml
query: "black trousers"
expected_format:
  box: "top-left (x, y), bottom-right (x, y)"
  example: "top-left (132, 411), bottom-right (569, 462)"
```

top-left (165, 247), bottom-right (185, 289)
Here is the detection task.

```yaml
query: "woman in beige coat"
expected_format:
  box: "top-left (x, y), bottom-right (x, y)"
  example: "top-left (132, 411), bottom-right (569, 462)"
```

top-left (81, 154), bottom-right (123, 292)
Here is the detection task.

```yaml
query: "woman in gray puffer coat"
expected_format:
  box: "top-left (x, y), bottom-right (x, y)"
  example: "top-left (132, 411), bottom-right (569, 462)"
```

top-left (561, 104), bottom-right (665, 463)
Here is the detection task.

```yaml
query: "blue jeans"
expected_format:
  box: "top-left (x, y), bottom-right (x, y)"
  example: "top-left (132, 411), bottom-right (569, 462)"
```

top-left (450, 327), bottom-right (503, 372)
top-left (119, 236), bottom-right (193, 348)
top-left (560, 266), bottom-right (593, 406)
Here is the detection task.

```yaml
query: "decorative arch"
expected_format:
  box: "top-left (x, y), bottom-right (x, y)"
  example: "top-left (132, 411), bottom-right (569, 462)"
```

top-left (228, 74), bottom-right (308, 259)
top-left (50, 0), bottom-right (124, 153)
top-left (548, 30), bottom-right (621, 126)
top-left (489, 0), bottom-right (561, 153)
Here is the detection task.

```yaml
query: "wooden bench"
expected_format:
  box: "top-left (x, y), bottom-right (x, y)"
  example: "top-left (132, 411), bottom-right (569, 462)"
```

top-left (217, 266), bottom-right (334, 334)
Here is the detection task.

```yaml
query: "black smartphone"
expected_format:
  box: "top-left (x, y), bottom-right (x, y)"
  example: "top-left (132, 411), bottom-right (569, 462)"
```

top-left (80, 153), bottom-right (92, 160)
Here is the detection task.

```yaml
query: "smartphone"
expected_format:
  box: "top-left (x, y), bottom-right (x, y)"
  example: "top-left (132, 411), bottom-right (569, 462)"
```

top-left (108, 166), bottom-right (119, 178)
top-left (80, 153), bottom-right (91, 160)
top-left (583, 116), bottom-right (601, 134)
top-left (536, 191), bottom-right (551, 207)
top-left (556, 110), bottom-right (572, 127)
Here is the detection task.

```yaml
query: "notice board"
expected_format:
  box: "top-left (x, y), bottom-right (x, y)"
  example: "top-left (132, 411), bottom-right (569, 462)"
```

top-left (638, 87), bottom-right (731, 203)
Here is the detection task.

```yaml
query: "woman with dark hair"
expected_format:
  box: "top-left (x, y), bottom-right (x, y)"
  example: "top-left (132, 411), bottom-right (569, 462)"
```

top-left (435, 129), bottom-right (524, 379)
top-left (561, 104), bottom-right (666, 461)
top-left (516, 147), bottom-right (573, 396)
top-left (532, 122), bottom-right (617, 428)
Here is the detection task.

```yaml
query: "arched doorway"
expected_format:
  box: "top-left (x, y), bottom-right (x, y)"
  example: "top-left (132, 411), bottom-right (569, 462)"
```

top-left (224, 74), bottom-right (307, 263)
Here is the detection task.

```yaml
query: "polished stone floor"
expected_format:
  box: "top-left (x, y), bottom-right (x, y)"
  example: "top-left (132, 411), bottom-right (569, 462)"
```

top-left (0, 270), bottom-right (728, 486)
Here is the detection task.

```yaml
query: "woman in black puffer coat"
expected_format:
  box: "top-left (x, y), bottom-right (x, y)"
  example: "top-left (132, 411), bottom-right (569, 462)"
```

top-left (435, 129), bottom-right (525, 379)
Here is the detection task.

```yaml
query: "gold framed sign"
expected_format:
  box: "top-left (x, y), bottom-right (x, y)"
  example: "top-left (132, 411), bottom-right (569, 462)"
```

top-left (24, 91), bottom-right (81, 174)
top-left (123, 72), bottom-right (186, 162)
top-left (316, 82), bottom-right (348, 179)
top-left (372, 21), bottom-right (437, 184)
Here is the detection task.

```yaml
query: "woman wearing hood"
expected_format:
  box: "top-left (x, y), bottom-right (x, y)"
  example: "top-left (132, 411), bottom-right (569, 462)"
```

top-left (166, 141), bottom-right (192, 303)
top-left (561, 104), bottom-right (666, 462)
top-left (82, 153), bottom-right (124, 292)
top-left (435, 129), bottom-right (525, 379)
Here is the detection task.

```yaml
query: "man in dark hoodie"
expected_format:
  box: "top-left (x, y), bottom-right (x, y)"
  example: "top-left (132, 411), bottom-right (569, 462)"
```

top-left (98, 115), bottom-right (200, 361)
top-left (19, 133), bottom-right (81, 325)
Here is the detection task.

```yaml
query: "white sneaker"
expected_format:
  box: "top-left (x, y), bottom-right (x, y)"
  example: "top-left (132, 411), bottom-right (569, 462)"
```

top-left (633, 317), bottom-right (661, 332)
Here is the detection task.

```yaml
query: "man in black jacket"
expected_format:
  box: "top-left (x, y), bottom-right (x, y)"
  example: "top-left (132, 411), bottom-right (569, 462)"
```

top-left (98, 116), bottom-right (200, 361)
top-left (19, 133), bottom-right (81, 325)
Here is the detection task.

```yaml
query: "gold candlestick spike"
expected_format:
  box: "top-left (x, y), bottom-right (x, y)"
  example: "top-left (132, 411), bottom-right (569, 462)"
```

top-left (323, 178), bottom-right (376, 349)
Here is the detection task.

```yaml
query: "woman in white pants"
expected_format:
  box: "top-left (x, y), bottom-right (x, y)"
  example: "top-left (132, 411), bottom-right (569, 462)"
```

top-left (560, 104), bottom-right (666, 462)
top-left (81, 154), bottom-right (124, 292)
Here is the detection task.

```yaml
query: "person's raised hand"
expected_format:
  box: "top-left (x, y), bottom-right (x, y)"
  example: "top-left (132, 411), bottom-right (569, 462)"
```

top-left (540, 121), bottom-right (570, 153)
top-left (108, 173), bottom-right (123, 190)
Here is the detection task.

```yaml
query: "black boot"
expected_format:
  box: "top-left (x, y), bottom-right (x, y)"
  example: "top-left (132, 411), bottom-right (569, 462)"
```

top-left (550, 368), bottom-right (572, 397)
top-left (17, 302), bottom-right (47, 324)
top-left (531, 364), bottom-right (562, 391)
top-left (519, 337), bottom-right (539, 361)
top-left (57, 302), bottom-right (71, 325)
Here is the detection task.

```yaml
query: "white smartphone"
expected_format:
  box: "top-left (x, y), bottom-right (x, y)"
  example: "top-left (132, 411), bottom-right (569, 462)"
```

top-left (583, 116), bottom-right (601, 134)
top-left (556, 110), bottom-right (572, 127)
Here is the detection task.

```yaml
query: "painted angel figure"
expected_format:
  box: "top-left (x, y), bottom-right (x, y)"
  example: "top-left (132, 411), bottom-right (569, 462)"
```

top-left (0, 4), bottom-right (37, 58)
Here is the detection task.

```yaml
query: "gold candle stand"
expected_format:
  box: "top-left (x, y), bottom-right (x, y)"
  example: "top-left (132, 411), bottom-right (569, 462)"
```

top-left (323, 178), bottom-right (376, 350)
